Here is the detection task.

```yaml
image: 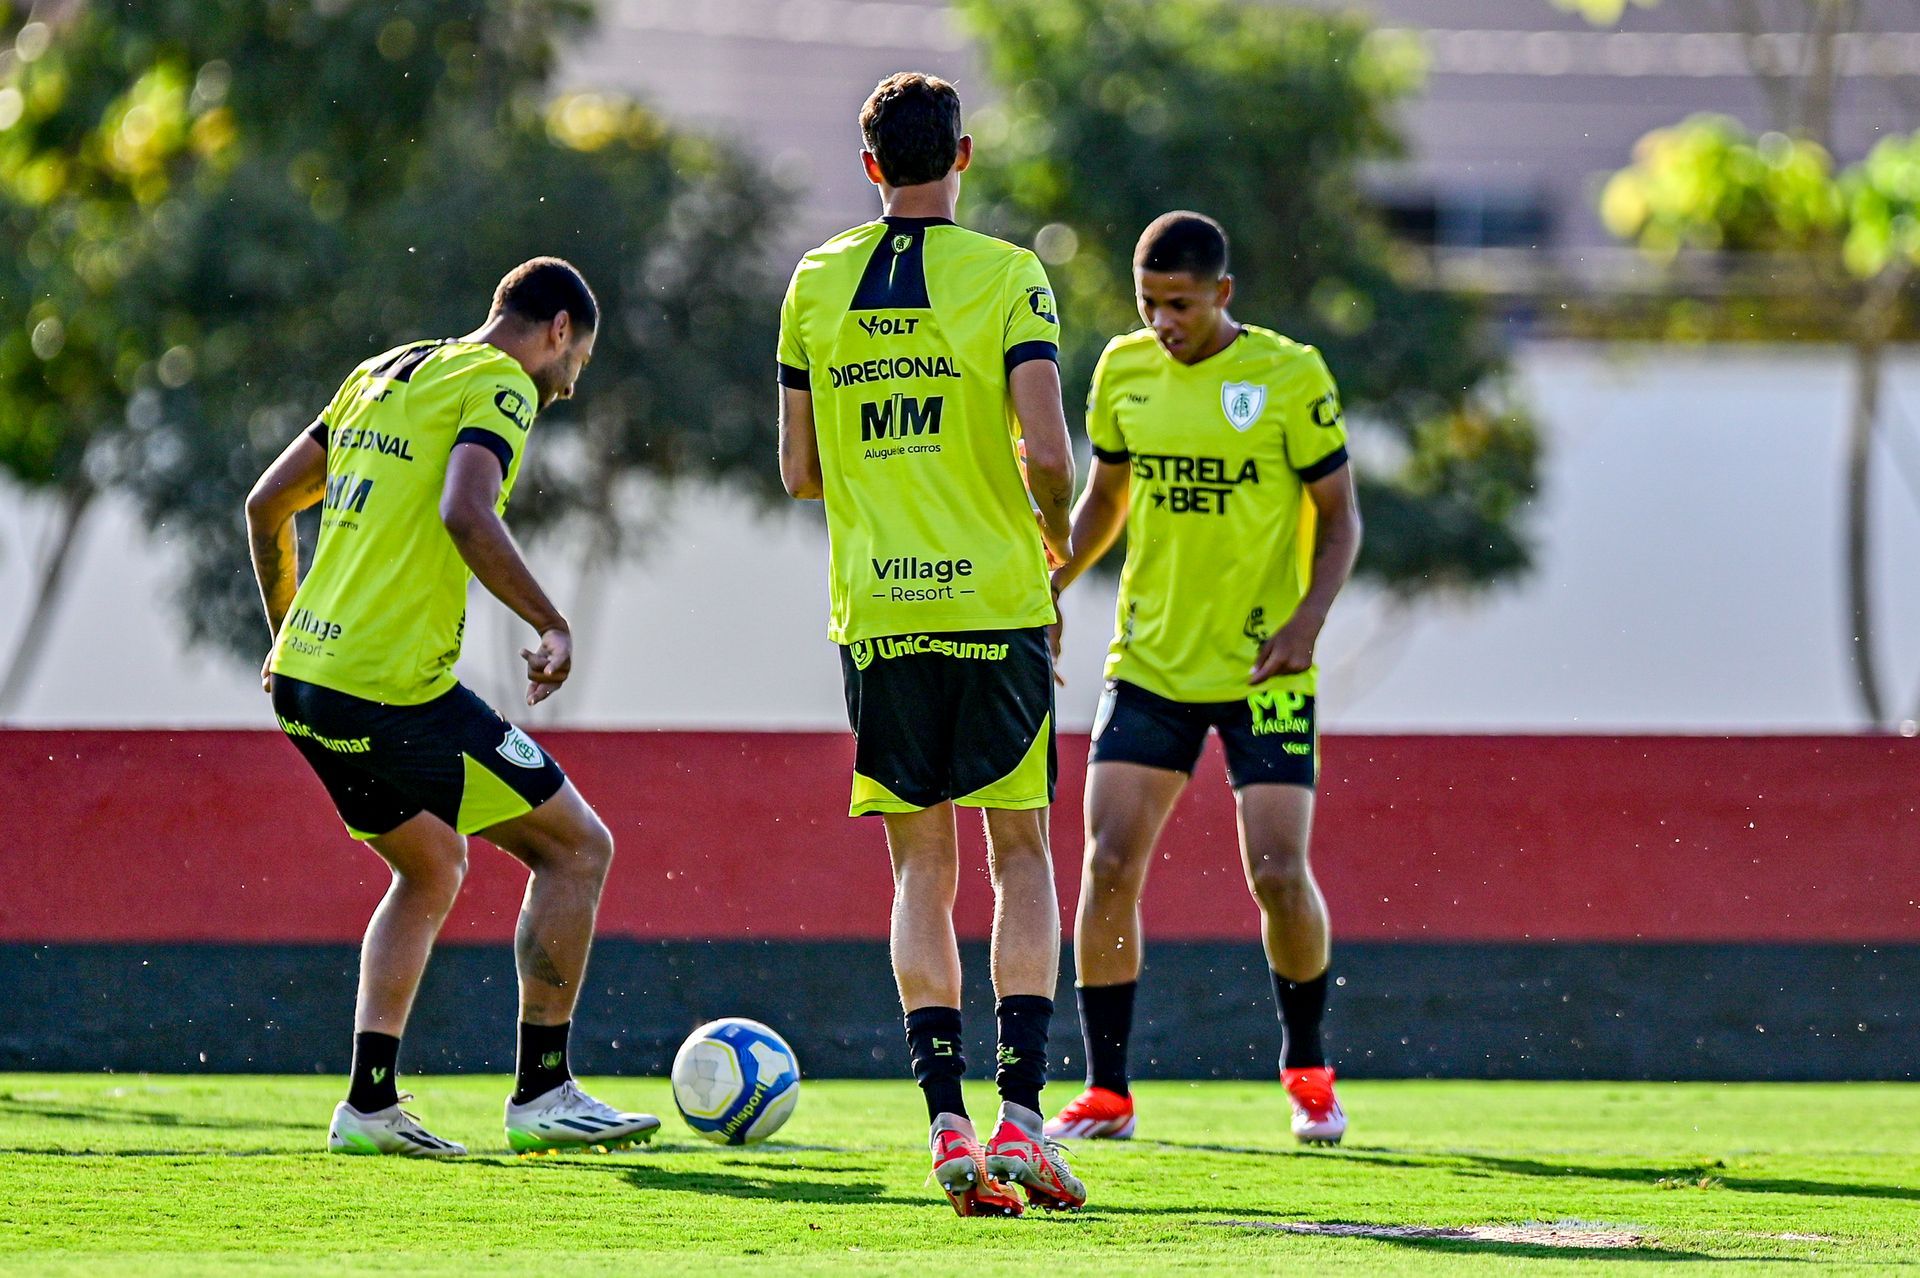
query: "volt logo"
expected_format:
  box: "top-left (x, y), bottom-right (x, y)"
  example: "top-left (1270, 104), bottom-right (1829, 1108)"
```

top-left (860, 394), bottom-right (944, 442)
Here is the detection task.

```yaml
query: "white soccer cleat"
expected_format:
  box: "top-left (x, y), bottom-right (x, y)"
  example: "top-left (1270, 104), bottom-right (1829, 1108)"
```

top-left (328, 1098), bottom-right (466, 1157)
top-left (504, 1079), bottom-right (662, 1153)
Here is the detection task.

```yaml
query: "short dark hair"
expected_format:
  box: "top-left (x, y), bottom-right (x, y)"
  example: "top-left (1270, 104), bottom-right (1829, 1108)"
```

top-left (860, 72), bottom-right (962, 188)
top-left (492, 256), bottom-right (598, 333)
top-left (1134, 211), bottom-right (1230, 279)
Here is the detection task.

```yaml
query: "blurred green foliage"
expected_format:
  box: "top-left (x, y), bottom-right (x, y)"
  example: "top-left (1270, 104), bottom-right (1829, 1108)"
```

top-left (0, 1), bottom-right (786, 657)
top-left (955, 0), bottom-right (1540, 593)
top-left (1598, 114), bottom-right (1920, 328)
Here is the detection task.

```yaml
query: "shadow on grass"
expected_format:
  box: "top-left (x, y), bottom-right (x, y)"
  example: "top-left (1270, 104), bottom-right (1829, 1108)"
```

top-left (0, 1145), bottom-right (297, 1158)
top-left (1341, 1235), bottom-right (1765, 1264)
top-left (1335, 1149), bottom-right (1920, 1203)
top-left (0, 1095), bottom-right (309, 1135)
top-left (512, 1154), bottom-right (928, 1208)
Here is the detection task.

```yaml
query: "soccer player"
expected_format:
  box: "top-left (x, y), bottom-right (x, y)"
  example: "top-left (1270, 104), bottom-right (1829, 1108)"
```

top-left (243, 258), bottom-right (660, 1157)
top-left (776, 73), bottom-right (1086, 1216)
top-left (1044, 213), bottom-right (1362, 1145)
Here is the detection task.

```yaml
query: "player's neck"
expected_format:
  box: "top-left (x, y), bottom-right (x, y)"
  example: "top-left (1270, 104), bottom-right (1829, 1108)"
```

top-left (1181, 314), bottom-right (1241, 366)
top-left (463, 317), bottom-right (537, 376)
top-left (879, 183), bottom-right (957, 224)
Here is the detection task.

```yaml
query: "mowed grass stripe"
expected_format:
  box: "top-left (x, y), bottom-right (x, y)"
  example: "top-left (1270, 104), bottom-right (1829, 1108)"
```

top-left (1, 1076), bottom-right (1915, 1274)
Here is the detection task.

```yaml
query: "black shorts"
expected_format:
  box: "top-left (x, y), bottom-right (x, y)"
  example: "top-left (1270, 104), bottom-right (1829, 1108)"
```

top-left (271, 675), bottom-right (567, 840)
top-left (839, 628), bottom-right (1056, 816)
top-left (1089, 678), bottom-right (1317, 790)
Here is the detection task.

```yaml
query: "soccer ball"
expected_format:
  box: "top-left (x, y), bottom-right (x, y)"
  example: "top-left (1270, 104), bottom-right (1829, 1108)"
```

top-left (670, 1017), bottom-right (801, 1145)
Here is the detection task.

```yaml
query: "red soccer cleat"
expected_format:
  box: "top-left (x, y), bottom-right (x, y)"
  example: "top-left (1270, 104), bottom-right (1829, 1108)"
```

top-left (930, 1113), bottom-right (1023, 1217)
top-left (1283, 1066), bottom-right (1347, 1145)
top-left (1044, 1085), bottom-right (1137, 1140)
top-left (986, 1104), bottom-right (1088, 1211)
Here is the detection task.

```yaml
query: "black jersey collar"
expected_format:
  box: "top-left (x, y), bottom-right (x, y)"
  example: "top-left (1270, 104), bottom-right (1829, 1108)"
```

top-left (880, 215), bottom-right (956, 229)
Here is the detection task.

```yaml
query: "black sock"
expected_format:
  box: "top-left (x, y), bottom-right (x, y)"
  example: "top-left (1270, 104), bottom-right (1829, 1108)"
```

top-left (347, 1031), bottom-right (400, 1113)
top-left (1077, 981), bottom-right (1136, 1096)
top-left (1271, 970), bottom-right (1329, 1070)
top-left (995, 994), bottom-right (1053, 1116)
top-left (513, 1020), bottom-right (572, 1103)
top-left (905, 1006), bottom-right (967, 1123)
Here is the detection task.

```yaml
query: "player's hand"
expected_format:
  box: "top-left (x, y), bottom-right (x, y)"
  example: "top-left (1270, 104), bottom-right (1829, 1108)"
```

top-left (1037, 512), bottom-right (1070, 571)
top-left (521, 626), bottom-right (573, 706)
top-left (1250, 613), bottom-right (1322, 683)
top-left (260, 653), bottom-right (274, 694)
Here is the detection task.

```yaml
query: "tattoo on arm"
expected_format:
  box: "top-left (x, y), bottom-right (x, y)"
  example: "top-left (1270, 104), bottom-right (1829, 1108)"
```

top-left (515, 909), bottom-right (571, 990)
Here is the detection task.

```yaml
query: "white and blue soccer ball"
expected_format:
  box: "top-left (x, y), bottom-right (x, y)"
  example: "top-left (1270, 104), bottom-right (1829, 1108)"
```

top-left (670, 1017), bottom-right (801, 1145)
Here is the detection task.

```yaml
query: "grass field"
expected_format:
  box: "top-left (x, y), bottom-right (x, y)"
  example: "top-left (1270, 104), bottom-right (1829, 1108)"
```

top-left (2, 1075), bottom-right (1915, 1274)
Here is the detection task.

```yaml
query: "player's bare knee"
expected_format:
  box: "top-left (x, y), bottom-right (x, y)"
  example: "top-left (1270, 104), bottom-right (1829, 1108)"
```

top-left (398, 851), bottom-right (466, 910)
top-left (986, 833), bottom-right (1048, 883)
top-left (574, 816), bottom-right (614, 881)
top-left (1247, 855), bottom-right (1312, 910)
top-left (1085, 838), bottom-right (1145, 897)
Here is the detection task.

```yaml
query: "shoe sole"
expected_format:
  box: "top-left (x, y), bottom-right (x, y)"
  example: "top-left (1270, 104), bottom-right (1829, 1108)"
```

top-left (936, 1150), bottom-right (1023, 1217)
top-left (329, 1136), bottom-right (465, 1157)
top-left (509, 1126), bottom-right (661, 1155)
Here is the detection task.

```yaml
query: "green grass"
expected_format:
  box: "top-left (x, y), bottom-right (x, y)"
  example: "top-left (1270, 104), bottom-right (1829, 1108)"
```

top-left (2, 1076), bottom-right (1915, 1274)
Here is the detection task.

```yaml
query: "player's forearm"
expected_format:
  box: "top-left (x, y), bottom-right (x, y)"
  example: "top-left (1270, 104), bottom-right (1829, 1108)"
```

top-left (1052, 482), bottom-right (1126, 594)
top-left (1294, 506), bottom-right (1362, 626)
top-left (246, 514), bottom-right (299, 639)
top-left (1029, 456), bottom-right (1075, 547)
top-left (444, 510), bottom-right (568, 636)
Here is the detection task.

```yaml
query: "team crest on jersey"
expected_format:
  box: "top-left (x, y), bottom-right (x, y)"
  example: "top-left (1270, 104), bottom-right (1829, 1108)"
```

top-left (497, 726), bottom-right (545, 769)
top-left (892, 234), bottom-right (913, 254)
top-left (1221, 381), bottom-right (1267, 431)
top-left (848, 639), bottom-right (875, 671)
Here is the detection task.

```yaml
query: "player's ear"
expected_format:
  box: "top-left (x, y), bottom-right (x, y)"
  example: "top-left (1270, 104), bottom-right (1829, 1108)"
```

top-left (1216, 274), bottom-right (1234, 308)
top-left (953, 135), bottom-right (973, 175)
top-left (549, 310), bottom-right (571, 352)
top-left (860, 149), bottom-right (886, 187)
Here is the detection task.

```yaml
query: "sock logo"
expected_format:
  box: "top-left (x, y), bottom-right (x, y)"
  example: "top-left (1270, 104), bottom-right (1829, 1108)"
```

top-left (540, 1051), bottom-right (563, 1070)
top-left (997, 1046), bottom-right (1019, 1067)
top-left (370, 1067), bottom-right (388, 1084)
top-left (931, 1037), bottom-right (955, 1057)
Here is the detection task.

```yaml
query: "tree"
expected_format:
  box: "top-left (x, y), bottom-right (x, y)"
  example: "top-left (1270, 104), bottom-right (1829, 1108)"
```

top-left (0, 1), bottom-right (786, 710)
top-left (1601, 117), bottom-right (1920, 722)
top-left (1564, 0), bottom-right (1919, 723)
top-left (953, 0), bottom-right (1541, 596)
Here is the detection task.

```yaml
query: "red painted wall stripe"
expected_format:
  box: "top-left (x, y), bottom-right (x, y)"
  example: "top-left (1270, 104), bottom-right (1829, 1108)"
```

top-left (3, 730), bottom-right (1916, 944)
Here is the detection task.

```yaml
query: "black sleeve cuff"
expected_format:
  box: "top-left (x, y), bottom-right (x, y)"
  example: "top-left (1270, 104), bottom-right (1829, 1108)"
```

top-left (1296, 445), bottom-right (1349, 483)
top-left (1091, 444), bottom-right (1130, 464)
top-left (454, 427), bottom-right (514, 479)
top-left (777, 361), bottom-right (811, 390)
top-left (305, 419), bottom-right (327, 450)
top-left (1004, 340), bottom-right (1058, 373)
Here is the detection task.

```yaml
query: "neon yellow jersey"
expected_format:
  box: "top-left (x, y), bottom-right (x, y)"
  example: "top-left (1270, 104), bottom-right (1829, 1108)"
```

top-left (778, 215), bottom-right (1061, 644)
top-left (1086, 325), bottom-right (1348, 703)
top-left (269, 340), bottom-right (540, 705)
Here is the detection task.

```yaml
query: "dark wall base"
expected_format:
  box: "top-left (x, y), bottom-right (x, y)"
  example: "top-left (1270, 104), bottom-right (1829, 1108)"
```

top-left (2, 941), bottom-right (1912, 1080)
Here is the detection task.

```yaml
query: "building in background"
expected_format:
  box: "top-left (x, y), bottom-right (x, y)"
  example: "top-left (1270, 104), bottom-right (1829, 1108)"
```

top-left (3, 0), bottom-right (1919, 730)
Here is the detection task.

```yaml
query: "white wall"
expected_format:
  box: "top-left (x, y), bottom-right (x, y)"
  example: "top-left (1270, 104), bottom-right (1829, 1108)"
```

top-left (3, 343), bottom-right (1918, 731)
